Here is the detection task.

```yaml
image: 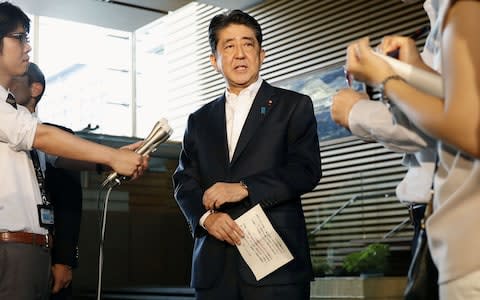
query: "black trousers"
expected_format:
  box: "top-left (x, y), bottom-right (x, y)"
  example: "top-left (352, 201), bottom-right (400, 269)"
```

top-left (195, 246), bottom-right (310, 300)
top-left (0, 242), bottom-right (51, 300)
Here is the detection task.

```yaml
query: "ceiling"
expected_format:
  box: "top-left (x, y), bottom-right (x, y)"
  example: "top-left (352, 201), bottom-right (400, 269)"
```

top-left (10, 0), bottom-right (265, 32)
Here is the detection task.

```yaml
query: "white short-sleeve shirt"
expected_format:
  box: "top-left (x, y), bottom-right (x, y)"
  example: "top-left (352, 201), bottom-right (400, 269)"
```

top-left (0, 85), bottom-right (48, 235)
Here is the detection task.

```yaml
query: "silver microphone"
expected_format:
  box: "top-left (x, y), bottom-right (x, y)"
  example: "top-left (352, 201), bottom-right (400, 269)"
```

top-left (102, 118), bottom-right (173, 188)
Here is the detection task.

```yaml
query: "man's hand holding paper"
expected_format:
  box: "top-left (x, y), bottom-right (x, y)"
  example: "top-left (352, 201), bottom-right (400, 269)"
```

top-left (204, 212), bottom-right (244, 246)
top-left (234, 204), bottom-right (294, 281)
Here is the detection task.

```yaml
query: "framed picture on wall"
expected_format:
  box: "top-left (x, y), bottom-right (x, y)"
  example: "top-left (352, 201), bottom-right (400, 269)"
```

top-left (275, 65), bottom-right (364, 142)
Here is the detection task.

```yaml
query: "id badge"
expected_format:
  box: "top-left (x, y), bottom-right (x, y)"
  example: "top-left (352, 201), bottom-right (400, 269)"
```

top-left (37, 204), bottom-right (54, 229)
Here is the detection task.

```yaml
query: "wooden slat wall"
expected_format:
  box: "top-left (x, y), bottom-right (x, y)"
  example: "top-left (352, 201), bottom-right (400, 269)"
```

top-left (256, 0), bottom-right (428, 83)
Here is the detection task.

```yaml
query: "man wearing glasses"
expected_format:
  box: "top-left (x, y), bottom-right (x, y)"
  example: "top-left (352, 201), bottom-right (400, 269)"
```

top-left (0, 2), bottom-right (147, 299)
top-left (5, 31), bottom-right (29, 44)
top-left (10, 62), bottom-right (83, 300)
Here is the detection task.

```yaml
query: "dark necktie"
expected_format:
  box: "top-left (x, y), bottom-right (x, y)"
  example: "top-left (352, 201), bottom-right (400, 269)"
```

top-left (6, 93), bottom-right (17, 109)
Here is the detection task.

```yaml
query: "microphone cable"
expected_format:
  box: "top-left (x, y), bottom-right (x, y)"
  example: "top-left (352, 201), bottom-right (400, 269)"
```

top-left (94, 119), bottom-right (172, 299)
top-left (95, 179), bottom-right (118, 300)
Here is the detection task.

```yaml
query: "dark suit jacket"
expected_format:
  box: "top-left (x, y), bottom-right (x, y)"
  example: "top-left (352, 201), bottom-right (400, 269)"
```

top-left (44, 124), bottom-right (82, 269)
top-left (173, 81), bottom-right (322, 288)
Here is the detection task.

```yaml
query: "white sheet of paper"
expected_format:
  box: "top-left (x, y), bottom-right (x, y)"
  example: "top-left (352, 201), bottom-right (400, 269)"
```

top-left (235, 204), bottom-right (293, 281)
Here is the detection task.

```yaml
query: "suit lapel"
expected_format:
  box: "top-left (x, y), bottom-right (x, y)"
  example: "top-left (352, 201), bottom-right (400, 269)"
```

top-left (210, 94), bottom-right (230, 167)
top-left (230, 81), bottom-right (275, 166)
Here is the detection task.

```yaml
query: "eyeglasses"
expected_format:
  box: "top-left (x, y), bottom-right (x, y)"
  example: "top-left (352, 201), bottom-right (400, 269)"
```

top-left (5, 32), bottom-right (30, 44)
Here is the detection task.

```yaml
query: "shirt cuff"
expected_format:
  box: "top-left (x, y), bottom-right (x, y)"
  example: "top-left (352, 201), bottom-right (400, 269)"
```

top-left (348, 99), bottom-right (386, 139)
top-left (199, 210), bottom-right (214, 229)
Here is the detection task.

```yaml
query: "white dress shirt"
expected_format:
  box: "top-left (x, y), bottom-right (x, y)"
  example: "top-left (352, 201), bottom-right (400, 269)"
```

top-left (225, 77), bottom-right (263, 161)
top-left (0, 85), bottom-right (48, 235)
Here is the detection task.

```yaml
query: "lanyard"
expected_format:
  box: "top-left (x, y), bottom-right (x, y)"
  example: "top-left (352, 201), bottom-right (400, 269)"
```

top-left (29, 149), bottom-right (51, 206)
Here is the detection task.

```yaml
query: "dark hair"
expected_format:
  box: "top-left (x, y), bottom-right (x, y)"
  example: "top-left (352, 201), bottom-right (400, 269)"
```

top-left (26, 62), bottom-right (46, 102)
top-left (0, 2), bottom-right (30, 48)
top-left (208, 9), bottom-right (262, 53)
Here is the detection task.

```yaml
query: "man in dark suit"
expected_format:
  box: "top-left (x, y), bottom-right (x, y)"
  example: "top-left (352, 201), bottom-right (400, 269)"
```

top-left (173, 10), bottom-right (322, 300)
top-left (45, 125), bottom-right (82, 300)
top-left (11, 62), bottom-right (82, 300)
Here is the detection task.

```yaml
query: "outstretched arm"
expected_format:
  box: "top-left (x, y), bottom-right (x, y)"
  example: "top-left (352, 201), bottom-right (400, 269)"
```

top-left (34, 124), bottom-right (147, 177)
top-left (331, 88), bottom-right (429, 152)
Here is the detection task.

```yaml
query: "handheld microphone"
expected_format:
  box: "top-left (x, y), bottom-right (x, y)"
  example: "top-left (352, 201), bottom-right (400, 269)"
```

top-left (101, 118), bottom-right (173, 188)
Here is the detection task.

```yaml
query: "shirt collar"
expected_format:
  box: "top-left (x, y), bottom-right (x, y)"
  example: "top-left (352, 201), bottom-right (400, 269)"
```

top-left (225, 76), bottom-right (263, 104)
top-left (0, 85), bottom-right (9, 102)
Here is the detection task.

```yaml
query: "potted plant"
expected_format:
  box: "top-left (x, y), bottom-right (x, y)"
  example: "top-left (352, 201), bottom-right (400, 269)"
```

top-left (342, 243), bottom-right (390, 276)
top-left (311, 256), bottom-right (333, 277)
top-left (311, 244), bottom-right (407, 299)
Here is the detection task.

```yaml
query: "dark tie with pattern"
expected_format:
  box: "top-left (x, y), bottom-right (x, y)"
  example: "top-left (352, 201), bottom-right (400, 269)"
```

top-left (6, 93), bottom-right (17, 109)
